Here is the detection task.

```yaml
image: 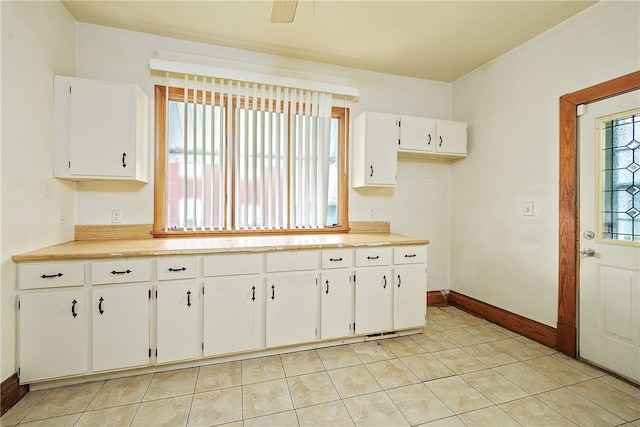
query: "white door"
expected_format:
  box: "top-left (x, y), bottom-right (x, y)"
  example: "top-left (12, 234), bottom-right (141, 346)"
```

top-left (19, 289), bottom-right (86, 382)
top-left (393, 265), bottom-right (427, 330)
top-left (266, 273), bottom-right (317, 347)
top-left (579, 90), bottom-right (640, 383)
top-left (92, 284), bottom-right (149, 371)
top-left (203, 277), bottom-right (264, 356)
top-left (156, 281), bottom-right (200, 363)
top-left (320, 270), bottom-right (352, 340)
top-left (354, 267), bottom-right (393, 335)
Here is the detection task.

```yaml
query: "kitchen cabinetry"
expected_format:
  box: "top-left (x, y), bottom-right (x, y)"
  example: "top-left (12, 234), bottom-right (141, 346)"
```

top-left (91, 260), bottom-right (150, 372)
top-left (156, 257), bottom-right (200, 363)
top-left (265, 251), bottom-right (318, 347)
top-left (354, 248), bottom-right (393, 335)
top-left (18, 262), bottom-right (86, 382)
top-left (393, 246), bottom-right (428, 329)
top-left (92, 283), bottom-right (150, 372)
top-left (320, 249), bottom-right (353, 340)
top-left (398, 116), bottom-right (467, 157)
top-left (202, 253), bottom-right (263, 356)
top-left (53, 75), bottom-right (149, 183)
top-left (19, 289), bottom-right (86, 382)
top-left (352, 111), bottom-right (398, 188)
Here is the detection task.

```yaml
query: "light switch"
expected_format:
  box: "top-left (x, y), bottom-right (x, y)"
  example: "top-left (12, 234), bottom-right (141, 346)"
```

top-left (523, 202), bottom-right (534, 216)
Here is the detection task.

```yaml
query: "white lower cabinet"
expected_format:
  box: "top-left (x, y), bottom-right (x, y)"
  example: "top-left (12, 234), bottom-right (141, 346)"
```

top-left (320, 270), bottom-right (352, 340)
top-left (19, 289), bottom-right (86, 382)
top-left (354, 267), bottom-right (393, 335)
top-left (156, 280), bottom-right (200, 363)
top-left (266, 273), bottom-right (318, 347)
top-left (393, 265), bottom-right (427, 330)
top-left (92, 283), bottom-right (150, 372)
top-left (203, 277), bottom-right (264, 356)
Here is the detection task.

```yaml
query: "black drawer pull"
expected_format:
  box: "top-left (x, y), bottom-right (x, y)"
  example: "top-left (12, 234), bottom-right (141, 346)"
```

top-left (187, 290), bottom-right (192, 307)
top-left (329, 257), bottom-right (343, 262)
top-left (383, 275), bottom-right (387, 288)
top-left (325, 280), bottom-right (330, 294)
top-left (251, 286), bottom-right (256, 301)
top-left (404, 254), bottom-right (417, 258)
top-left (71, 299), bottom-right (78, 318)
top-left (98, 296), bottom-right (104, 315)
top-left (168, 267), bottom-right (187, 272)
top-left (41, 273), bottom-right (63, 279)
top-left (111, 269), bottom-right (132, 275)
top-left (271, 285), bottom-right (275, 300)
top-left (397, 274), bottom-right (402, 287)
top-left (367, 256), bottom-right (380, 260)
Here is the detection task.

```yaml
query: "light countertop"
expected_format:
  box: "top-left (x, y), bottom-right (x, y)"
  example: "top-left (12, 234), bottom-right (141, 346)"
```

top-left (12, 233), bottom-right (429, 262)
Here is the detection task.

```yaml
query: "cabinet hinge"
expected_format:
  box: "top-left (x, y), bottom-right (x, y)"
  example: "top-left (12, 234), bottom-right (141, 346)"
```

top-left (202, 342), bottom-right (204, 351)
top-left (149, 348), bottom-right (151, 358)
top-left (68, 161), bottom-right (71, 169)
top-left (69, 86), bottom-right (72, 94)
top-left (148, 289), bottom-right (151, 299)
top-left (156, 349), bottom-right (158, 357)
top-left (155, 289), bottom-right (158, 299)
top-left (17, 300), bottom-right (20, 310)
top-left (353, 273), bottom-right (356, 282)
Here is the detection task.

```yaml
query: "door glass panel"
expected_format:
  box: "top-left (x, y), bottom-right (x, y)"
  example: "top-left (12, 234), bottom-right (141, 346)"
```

top-left (601, 111), bottom-right (640, 242)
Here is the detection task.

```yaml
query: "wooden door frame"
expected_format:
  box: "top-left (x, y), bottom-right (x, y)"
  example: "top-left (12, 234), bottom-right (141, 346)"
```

top-left (557, 70), bottom-right (640, 357)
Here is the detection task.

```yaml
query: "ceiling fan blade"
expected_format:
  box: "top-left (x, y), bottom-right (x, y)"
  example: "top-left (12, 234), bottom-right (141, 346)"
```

top-left (271, 0), bottom-right (298, 23)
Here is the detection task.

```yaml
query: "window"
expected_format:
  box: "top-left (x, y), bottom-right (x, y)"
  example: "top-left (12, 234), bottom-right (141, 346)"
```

top-left (153, 79), bottom-right (349, 236)
top-left (601, 110), bottom-right (640, 241)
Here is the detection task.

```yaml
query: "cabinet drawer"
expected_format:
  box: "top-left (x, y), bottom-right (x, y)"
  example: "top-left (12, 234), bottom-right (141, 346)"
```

top-left (266, 250), bottom-right (318, 272)
top-left (91, 259), bottom-right (151, 284)
top-left (156, 257), bottom-right (198, 280)
top-left (355, 247), bottom-right (391, 267)
top-left (393, 245), bottom-right (427, 264)
top-left (321, 249), bottom-right (352, 269)
top-left (203, 253), bottom-right (261, 277)
top-left (18, 262), bottom-right (84, 290)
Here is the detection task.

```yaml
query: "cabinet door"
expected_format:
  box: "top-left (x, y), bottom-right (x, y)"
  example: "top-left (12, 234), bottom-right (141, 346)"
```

top-left (19, 289), bottom-right (86, 382)
top-left (354, 267), bottom-right (393, 335)
top-left (69, 79), bottom-right (136, 178)
top-left (320, 270), bottom-right (352, 340)
top-left (365, 112), bottom-right (398, 185)
top-left (203, 277), bottom-right (264, 356)
top-left (435, 121), bottom-right (467, 155)
top-left (266, 273), bottom-right (318, 347)
top-left (92, 284), bottom-right (149, 372)
top-left (400, 116), bottom-right (435, 152)
top-left (156, 281), bottom-right (200, 364)
top-left (393, 265), bottom-right (427, 330)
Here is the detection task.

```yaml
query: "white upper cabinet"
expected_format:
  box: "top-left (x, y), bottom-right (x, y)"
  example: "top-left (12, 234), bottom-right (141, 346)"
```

top-left (398, 115), bottom-right (467, 158)
top-left (53, 75), bottom-right (149, 182)
top-left (352, 111), bottom-right (398, 188)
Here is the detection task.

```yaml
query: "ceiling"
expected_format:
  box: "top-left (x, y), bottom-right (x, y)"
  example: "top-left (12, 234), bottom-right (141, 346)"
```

top-left (60, 0), bottom-right (598, 83)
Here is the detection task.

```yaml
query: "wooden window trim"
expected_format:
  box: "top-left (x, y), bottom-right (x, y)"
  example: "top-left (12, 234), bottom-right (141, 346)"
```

top-left (557, 70), bottom-right (640, 357)
top-left (152, 84), bottom-right (350, 237)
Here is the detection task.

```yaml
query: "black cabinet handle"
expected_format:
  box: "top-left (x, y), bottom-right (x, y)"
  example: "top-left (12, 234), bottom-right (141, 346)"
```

top-left (427, 134), bottom-right (432, 145)
top-left (187, 290), bottom-right (192, 307)
top-left (98, 296), bottom-right (104, 315)
top-left (271, 285), bottom-right (275, 300)
top-left (329, 257), bottom-right (343, 262)
top-left (439, 136), bottom-right (443, 147)
top-left (367, 256), bottom-right (379, 260)
top-left (71, 299), bottom-right (78, 318)
top-left (370, 165), bottom-right (374, 177)
top-left (383, 275), bottom-right (387, 289)
top-left (251, 285), bottom-right (256, 301)
top-left (168, 267), bottom-right (186, 272)
top-left (122, 152), bottom-right (127, 168)
top-left (41, 273), bottom-right (63, 279)
top-left (111, 269), bottom-right (131, 275)
top-left (404, 254), bottom-right (417, 258)
top-left (397, 274), bottom-right (402, 288)
top-left (325, 280), bottom-right (330, 294)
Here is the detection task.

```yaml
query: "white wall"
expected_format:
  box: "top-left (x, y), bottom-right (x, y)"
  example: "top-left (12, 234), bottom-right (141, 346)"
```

top-left (450, 0), bottom-right (640, 327)
top-left (1, 1), bottom-right (76, 381)
top-left (74, 23), bottom-right (454, 290)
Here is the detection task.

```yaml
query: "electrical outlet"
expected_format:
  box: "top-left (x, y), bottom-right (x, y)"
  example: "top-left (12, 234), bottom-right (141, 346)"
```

top-left (57, 209), bottom-right (65, 225)
top-left (111, 209), bottom-right (121, 223)
top-left (523, 202), bottom-right (534, 216)
top-left (368, 208), bottom-right (380, 220)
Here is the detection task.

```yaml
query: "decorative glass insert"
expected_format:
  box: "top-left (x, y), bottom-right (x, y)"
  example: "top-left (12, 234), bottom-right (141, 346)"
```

top-left (602, 112), bottom-right (640, 241)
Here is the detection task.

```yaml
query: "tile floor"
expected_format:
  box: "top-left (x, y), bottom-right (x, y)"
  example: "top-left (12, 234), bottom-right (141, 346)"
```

top-left (2, 306), bottom-right (639, 427)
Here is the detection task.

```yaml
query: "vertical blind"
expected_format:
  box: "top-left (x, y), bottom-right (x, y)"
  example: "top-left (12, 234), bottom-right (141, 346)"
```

top-left (164, 73), bottom-right (334, 231)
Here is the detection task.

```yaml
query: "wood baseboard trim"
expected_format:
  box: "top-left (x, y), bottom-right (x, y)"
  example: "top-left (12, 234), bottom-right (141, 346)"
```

top-left (426, 290), bottom-right (449, 306)
top-left (1, 373), bottom-right (28, 415)
top-left (349, 221), bottom-right (391, 234)
top-left (74, 224), bottom-right (153, 241)
top-left (447, 291), bottom-right (557, 348)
